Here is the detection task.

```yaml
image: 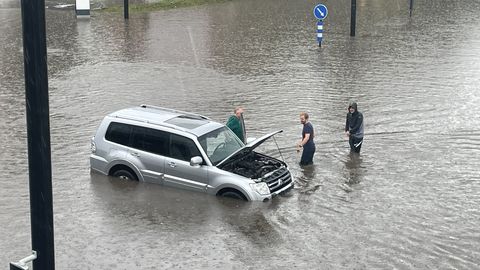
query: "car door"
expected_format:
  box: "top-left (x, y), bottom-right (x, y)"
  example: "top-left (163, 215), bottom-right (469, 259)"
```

top-left (163, 134), bottom-right (209, 192)
top-left (129, 126), bottom-right (168, 184)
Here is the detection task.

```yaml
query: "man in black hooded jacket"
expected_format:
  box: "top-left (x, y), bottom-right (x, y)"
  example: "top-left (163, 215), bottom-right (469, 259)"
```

top-left (345, 102), bottom-right (364, 153)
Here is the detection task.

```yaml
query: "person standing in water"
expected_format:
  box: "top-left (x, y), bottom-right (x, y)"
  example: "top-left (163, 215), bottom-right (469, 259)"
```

top-left (226, 106), bottom-right (245, 143)
top-left (345, 101), bottom-right (364, 153)
top-left (297, 112), bottom-right (315, 165)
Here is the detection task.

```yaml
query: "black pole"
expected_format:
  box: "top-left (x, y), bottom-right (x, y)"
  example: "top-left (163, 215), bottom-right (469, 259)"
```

top-left (350, 0), bottom-right (357, 36)
top-left (20, 0), bottom-right (55, 268)
top-left (124, 0), bottom-right (129, 19)
top-left (409, 0), bottom-right (414, 17)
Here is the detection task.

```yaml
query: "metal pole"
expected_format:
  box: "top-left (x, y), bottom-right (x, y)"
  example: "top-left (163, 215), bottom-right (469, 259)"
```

top-left (350, 0), bottom-right (357, 36)
top-left (20, 0), bottom-right (55, 268)
top-left (317, 20), bottom-right (323, 47)
top-left (409, 0), bottom-right (414, 17)
top-left (240, 112), bottom-right (246, 144)
top-left (124, 0), bottom-right (129, 19)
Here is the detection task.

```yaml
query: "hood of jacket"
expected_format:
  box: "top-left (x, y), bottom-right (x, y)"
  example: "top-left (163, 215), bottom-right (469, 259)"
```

top-left (348, 102), bottom-right (358, 112)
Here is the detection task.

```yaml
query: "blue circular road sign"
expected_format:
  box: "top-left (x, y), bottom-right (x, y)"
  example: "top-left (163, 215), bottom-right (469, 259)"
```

top-left (313, 4), bottom-right (328, 20)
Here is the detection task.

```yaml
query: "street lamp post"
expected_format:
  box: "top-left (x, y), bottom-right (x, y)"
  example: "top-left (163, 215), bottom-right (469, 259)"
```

top-left (17, 0), bottom-right (55, 268)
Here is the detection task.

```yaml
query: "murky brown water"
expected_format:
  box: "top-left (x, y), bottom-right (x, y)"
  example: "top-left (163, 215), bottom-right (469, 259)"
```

top-left (1, 0), bottom-right (480, 268)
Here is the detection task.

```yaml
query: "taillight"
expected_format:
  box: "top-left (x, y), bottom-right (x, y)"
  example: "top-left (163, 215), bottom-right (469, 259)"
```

top-left (91, 137), bottom-right (96, 153)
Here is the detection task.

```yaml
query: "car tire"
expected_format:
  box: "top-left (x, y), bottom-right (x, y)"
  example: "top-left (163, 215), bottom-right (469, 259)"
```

top-left (219, 190), bottom-right (247, 201)
top-left (112, 168), bottom-right (138, 181)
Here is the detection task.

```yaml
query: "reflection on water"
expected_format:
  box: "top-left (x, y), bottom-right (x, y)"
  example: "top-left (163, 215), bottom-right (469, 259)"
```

top-left (1, 0), bottom-right (480, 268)
top-left (296, 164), bottom-right (322, 195)
top-left (343, 152), bottom-right (363, 186)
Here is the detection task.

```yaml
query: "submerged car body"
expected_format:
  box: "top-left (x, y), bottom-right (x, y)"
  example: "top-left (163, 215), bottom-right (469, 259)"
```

top-left (90, 105), bottom-right (293, 201)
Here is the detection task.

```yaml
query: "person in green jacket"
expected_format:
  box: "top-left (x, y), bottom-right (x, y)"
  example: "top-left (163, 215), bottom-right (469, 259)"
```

top-left (226, 106), bottom-right (245, 143)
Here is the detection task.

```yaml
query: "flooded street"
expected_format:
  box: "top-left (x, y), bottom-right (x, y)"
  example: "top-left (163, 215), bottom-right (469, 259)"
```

top-left (1, 0), bottom-right (480, 268)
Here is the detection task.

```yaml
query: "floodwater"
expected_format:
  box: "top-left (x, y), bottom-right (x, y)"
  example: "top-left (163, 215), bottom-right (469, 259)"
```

top-left (1, 0), bottom-right (480, 268)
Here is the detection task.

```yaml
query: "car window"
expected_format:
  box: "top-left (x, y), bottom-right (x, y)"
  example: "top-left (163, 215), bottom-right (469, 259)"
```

top-left (131, 126), bottom-right (169, 156)
top-left (105, 122), bottom-right (131, 146)
top-left (169, 134), bottom-right (201, 162)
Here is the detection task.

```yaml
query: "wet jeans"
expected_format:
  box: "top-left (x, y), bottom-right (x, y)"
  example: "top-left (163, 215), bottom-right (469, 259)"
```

top-left (349, 136), bottom-right (363, 153)
top-left (300, 144), bottom-right (315, 165)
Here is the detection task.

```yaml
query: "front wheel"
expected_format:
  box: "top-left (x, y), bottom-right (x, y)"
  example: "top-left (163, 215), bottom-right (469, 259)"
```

top-left (219, 190), bottom-right (247, 201)
top-left (112, 169), bottom-right (138, 181)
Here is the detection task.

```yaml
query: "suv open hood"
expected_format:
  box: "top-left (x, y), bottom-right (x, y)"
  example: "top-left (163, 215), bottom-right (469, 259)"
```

top-left (216, 130), bottom-right (283, 167)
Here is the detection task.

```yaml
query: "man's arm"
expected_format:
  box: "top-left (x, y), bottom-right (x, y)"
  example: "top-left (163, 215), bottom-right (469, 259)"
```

top-left (298, 133), bottom-right (310, 147)
top-left (345, 115), bottom-right (349, 132)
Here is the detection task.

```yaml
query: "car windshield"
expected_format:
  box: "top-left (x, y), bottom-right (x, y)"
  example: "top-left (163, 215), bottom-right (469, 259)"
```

top-left (198, 126), bottom-right (244, 165)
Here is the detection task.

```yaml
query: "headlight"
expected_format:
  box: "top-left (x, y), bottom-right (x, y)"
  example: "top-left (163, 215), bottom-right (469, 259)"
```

top-left (250, 182), bottom-right (270, 195)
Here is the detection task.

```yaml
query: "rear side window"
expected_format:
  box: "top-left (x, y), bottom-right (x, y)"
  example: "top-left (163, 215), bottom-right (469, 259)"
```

top-left (105, 122), bottom-right (201, 161)
top-left (131, 126), bottom-right (169, 156)
top-left (105, 122), bottom-right (131, 146)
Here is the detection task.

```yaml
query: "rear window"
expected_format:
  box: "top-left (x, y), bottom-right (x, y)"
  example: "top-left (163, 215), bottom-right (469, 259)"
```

top-left (131, 126), bottom-right (169, 156)
top-left (105, 122), bottom-right (131, 146)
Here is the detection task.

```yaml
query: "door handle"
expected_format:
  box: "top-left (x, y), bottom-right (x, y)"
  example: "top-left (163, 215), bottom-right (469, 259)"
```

top-left (130, 152), bottom-right (140, 157)
top-left (168, 161), bottom-right (176, 168)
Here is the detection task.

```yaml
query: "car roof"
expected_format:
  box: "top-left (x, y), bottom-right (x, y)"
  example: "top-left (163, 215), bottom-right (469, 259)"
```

top-left (108, 105), bottom-right (224, 137)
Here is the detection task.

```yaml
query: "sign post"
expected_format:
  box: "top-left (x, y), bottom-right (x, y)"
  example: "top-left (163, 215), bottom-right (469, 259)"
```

top-left (313, 4), bottom-right (328, 47)
top-left (124, 0), bottom-right (129, 19)
top-left (317, 21), bottom-right (324, 47)
top-left (409, 0), bottom-right (414, 17)
top-left (350, 0), bottom-right (356, 36)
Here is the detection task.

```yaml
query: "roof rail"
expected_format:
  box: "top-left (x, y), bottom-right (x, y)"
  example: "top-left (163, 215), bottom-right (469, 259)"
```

top-left (113, 114), bottom-right (188, 133)
top-left (140, 104), bottom-right (209, 120)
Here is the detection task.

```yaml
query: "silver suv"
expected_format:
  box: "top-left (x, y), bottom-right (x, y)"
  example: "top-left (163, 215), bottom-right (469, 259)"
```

top-left (90, 105), bottom-right (293, 201)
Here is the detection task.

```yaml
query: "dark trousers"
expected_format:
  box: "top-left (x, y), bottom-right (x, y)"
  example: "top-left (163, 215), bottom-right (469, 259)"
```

top-left (349, 136), bottom-right (363, 153)
top-left (300, 145), bottom-right (315, 165)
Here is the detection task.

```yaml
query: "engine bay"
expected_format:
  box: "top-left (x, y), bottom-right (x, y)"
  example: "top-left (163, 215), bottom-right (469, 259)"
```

top-left (219, 151), bottom-right (284, 179)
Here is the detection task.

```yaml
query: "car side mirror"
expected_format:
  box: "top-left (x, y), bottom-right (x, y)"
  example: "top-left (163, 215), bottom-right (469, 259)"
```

top-left (190, 156), bottom-right (203, 167)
